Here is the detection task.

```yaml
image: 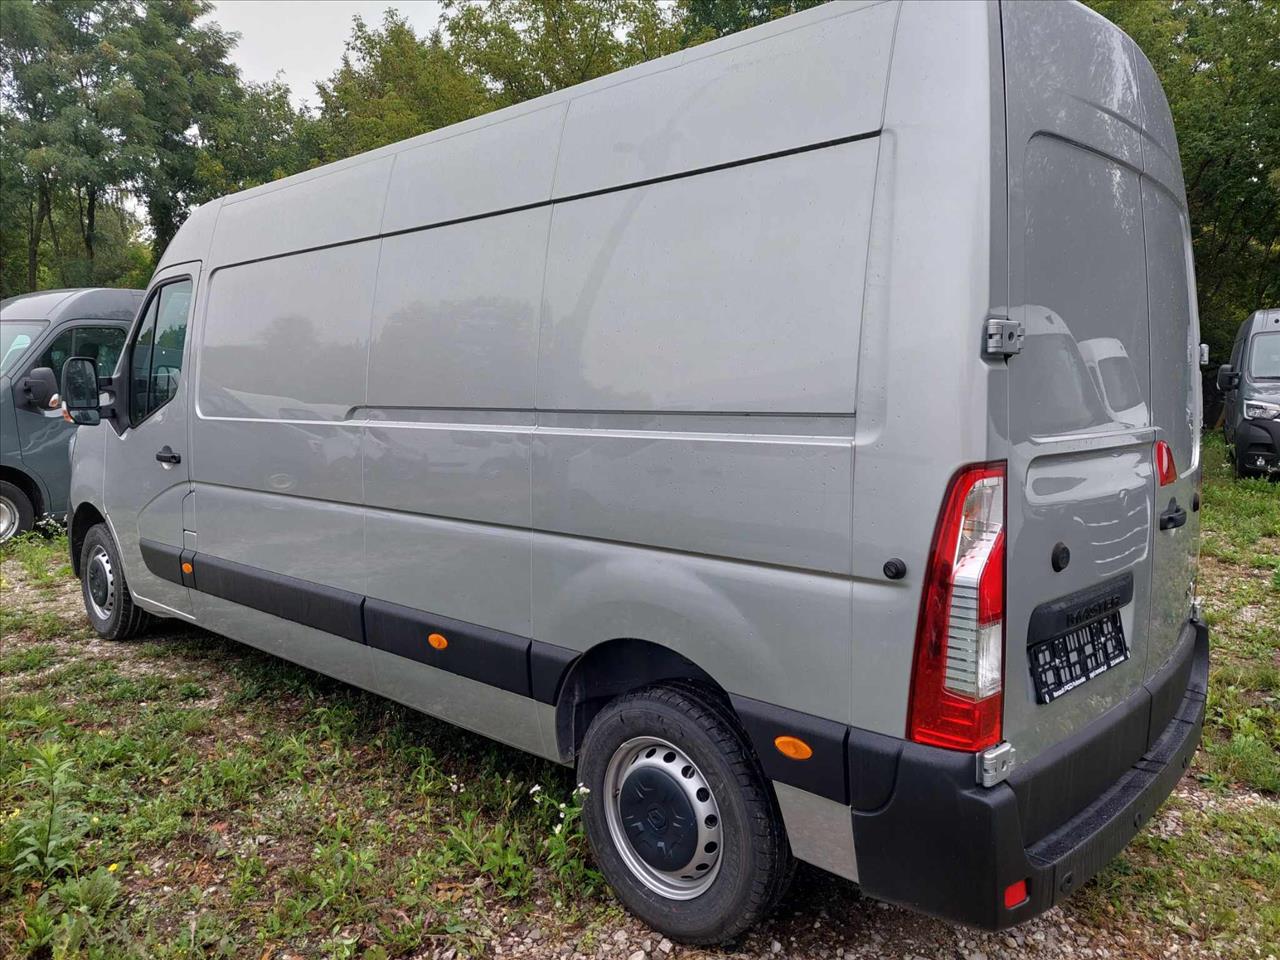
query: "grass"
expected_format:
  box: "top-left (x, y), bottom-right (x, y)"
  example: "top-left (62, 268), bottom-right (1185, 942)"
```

top-left (0, 434), bottom-right (1275, 958)
top-left (1069, 432), bottom-right (1280, 956)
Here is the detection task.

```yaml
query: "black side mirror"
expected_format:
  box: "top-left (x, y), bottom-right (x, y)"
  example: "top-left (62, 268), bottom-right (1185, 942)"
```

top-left (20, 367), bottom-right (58, 409)
top-left (1216, 364), bottom-right (1240, 392)
top-left (61, 357), bottom-right (102, 426)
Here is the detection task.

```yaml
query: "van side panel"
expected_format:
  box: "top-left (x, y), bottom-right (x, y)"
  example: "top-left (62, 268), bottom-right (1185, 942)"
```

top-left (209, 158), bottom-right (392, 267)
top-left (843, 0), bottom-right (1000, 734)
top-left (380, 105), bottom-right (564, 233)
top-left (538, 142), bottom-right (874, 417)
top-left (551, 0), bottom-right (894, 197)
top-left (192, 241), bottom-right (379, 591)
top-left (363, 211), bottom-right (548, 639)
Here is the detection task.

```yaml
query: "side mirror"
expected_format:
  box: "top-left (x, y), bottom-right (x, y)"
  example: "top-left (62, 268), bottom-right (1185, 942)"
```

top-left (20, 367), bottom-right (58, 409)
top-left (1216, 364), bottom-right (1240, 392)
top-left (61, 357), bottom-right (102, 426)
top-left (1199, 343), bottom-right (1210, 367)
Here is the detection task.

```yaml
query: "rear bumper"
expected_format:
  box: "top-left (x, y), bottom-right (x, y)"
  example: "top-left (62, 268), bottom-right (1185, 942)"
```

top-left (850, 617), bottom-right (1208, 930)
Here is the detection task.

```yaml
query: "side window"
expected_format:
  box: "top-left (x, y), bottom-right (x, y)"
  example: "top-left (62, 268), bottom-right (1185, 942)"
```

top-left (34, 329), bottom-right (75, 375)
top-left (129, 280), bottom-right (192, 424)
top-left (1230, 335), bottom-right (1245, 371)
top-left (73, 327), bottom-right (126, 376)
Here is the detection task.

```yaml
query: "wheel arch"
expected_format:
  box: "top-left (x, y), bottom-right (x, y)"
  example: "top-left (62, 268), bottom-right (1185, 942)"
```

top-left (0, 464), bottom-right (45, 517)
top-left (69, 502), bottom-right (108, 577)
top-left (553, 637), bottom-right (733, 764)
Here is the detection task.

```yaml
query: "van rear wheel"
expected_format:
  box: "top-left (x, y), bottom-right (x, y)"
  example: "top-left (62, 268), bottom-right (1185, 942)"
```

top-left (80, 524), bottom-right (150, 640)
top-left (578, 682), bottom-right (793, 945)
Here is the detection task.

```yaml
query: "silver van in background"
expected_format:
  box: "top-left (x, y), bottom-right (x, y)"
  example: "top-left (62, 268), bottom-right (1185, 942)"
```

top-left (59, 1), bottom-right (1207, 944)
top-left (1218, 309), bottom-right (1280, 477)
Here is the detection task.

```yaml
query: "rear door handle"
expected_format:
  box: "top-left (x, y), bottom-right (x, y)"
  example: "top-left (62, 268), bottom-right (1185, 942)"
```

top-left (1159, 498), bottom-right (1186, 531)
top-left (155, 446), bottom-right (181, 465)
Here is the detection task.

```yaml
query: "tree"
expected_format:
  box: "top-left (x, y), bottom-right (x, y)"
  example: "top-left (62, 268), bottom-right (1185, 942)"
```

top-left (116, 0), bottom-right (239, 259)
top-left (0, 0), bottom-right (147, 289)
top-left (310, 11), bottom-right (491, 162)
top-left (680, 0), bottom-right (829, 42)
top-left (191, 78), bottom-right (314, 201)
top-left (440, 0), bottom-right (684, 107)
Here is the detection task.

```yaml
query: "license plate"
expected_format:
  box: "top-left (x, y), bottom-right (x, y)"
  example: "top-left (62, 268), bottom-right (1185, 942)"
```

top-left (1029, 609), bottom-right (1129, 704)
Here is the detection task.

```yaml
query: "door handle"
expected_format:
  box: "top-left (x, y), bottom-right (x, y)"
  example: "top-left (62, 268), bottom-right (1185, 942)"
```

top-left (155, 446), bottom-right (181, 465)
top-left (1159, 498), bottom-right (1187, 531)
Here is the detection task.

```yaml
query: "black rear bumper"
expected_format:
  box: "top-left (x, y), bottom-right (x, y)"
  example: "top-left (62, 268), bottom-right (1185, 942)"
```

top-left (850, 618), bottom-right (1208, 930)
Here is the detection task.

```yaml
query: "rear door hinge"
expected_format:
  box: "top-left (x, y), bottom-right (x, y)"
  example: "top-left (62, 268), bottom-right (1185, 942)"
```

top-left (984, 316), bottom-right (1024, 358)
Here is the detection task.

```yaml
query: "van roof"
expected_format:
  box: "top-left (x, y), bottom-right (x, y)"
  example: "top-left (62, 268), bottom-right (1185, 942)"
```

top-left (0, 287), bottom-right (144, 323)
top-left (158, 0), bottom-right (896, 271)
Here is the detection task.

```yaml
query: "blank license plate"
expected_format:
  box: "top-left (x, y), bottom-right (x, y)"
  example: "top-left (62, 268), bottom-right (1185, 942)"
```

top-left (1029, 610), bottom-right (1129, 704)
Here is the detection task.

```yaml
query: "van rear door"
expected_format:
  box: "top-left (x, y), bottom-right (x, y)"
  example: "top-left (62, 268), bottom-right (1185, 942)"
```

top-left (1133, 58), bottom-right (1203, 684)
top-left (999, 1), bottom-right (1196, 765)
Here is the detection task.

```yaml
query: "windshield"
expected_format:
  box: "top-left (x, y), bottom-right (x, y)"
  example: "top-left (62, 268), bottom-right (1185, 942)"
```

top-left (1250, 332), bottom-right (1280, 380)
top-left (0, 321), bottom-right (47, 376)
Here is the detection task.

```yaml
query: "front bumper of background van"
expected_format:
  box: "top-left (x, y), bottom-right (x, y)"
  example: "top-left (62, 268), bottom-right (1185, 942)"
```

top-left (849, 617), bottom-right (1208, 930)
top-left (1238, 417), bottom-right (1280, 473)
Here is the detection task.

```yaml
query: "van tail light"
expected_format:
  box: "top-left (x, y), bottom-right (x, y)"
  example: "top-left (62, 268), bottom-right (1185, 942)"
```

top-left (1154, 440), bottom-right (1177, 486)
top-left (907, 462), bottom-right (1006, 752)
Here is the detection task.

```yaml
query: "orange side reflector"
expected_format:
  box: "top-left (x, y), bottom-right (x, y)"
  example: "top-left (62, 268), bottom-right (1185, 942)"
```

top-left (427, 633), bottom-right (448, 650)
top-left (773, 735), bottom-right (813, 760)
top-left (181, 562), bottom-right (193, 575)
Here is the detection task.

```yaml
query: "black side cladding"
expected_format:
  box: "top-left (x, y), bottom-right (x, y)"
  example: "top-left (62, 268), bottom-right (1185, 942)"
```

top-left (195, 553), bottom-right (365, 643)
top-left (363, 596), bottom-right (530, 697)
top-left (139, 538), bottom-right (184, 585)
top-left (529, 640), bottom-right (579, 704)
top-left (731, 694), bottom-right (849, 804)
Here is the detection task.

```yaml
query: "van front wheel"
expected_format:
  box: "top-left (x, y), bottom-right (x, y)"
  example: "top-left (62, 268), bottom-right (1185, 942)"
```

top-left (578, 682), bottom-right (793, 945)
top-left (80, 524), bottom-right (150, 641)
top-left (0, 481), bottom-right (35, 543)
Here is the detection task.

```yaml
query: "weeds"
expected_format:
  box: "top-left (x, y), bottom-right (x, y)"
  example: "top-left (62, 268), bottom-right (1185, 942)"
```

top-left (0, 436), bottom-right (1274, 956)
top-left (6, 742), bottom-right (84, 883)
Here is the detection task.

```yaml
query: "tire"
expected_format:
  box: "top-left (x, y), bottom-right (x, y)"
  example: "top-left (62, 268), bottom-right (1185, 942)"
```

top-left (578, 682), bottom-right (793, 945)
top-left (0, 480), bottom-right (35, 543)
top-left (79, 523), bottom-right (150, 640)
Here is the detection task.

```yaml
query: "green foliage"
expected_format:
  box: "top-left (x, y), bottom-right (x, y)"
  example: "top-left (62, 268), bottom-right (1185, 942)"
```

top-left (681, 0), bottom-right (831, 42)
top-left (311, 11), bottom-right (491, 161)
top-left (5, 741), bottom-right (84, 883)
top-left (441, 0), bottom-right (684, 106)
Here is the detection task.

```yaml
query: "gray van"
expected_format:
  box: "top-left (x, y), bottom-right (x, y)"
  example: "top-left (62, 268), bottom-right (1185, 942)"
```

top-left (1217, 309), bottom-right (1280, 477)
top-left (0, 288), bottom-right (142, 541)
top-left (58, 1), bottom-right (1208, 944)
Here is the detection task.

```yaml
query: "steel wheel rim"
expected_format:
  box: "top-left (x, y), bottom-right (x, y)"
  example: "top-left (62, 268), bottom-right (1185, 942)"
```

top-left (0, 496), bottom-right (17, 542)
top-left (86, 544), bottom-right (115, 621)
top-left (603, 736), bottom-right (723, 900)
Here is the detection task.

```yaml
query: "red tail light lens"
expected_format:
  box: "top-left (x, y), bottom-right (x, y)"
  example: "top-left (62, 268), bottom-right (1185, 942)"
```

top-left (1154, 440), bottom-right (1176, 486)
top-left (907, 462), bottom-right (1006, 752)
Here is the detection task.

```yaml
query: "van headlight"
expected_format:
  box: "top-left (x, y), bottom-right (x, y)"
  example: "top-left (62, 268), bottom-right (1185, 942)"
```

top-left (1244, 400), bottom-right (1280, 420)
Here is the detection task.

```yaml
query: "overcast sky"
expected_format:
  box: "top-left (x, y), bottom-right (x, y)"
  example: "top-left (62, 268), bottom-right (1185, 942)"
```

top-left (207, 1), bottom-right (445, 109)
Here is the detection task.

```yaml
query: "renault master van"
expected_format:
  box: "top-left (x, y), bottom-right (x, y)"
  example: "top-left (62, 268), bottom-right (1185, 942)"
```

top-left (0, 288), bottom-right (142, 541)
top-left (59, 0), bottom-right (1207, 943)
top-left (1218, 309), bottom-right (1280, 477)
